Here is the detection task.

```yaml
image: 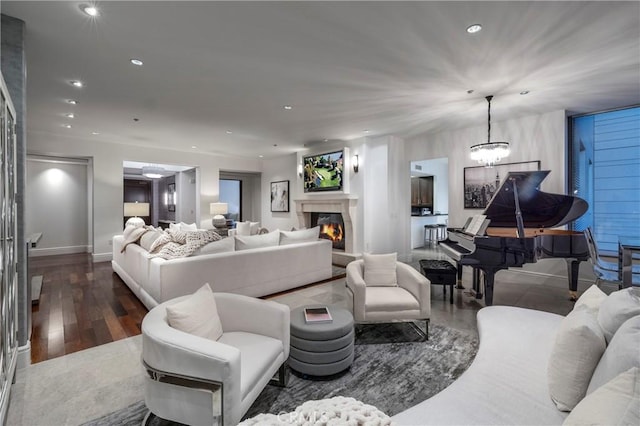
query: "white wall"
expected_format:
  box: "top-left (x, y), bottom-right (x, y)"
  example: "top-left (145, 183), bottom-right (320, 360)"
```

top-left (260, 153), bottom-right (298, 232)
top-left (27, 133), bottom-right (262, 261)
top-left (26, 156), bottom-right (89, 256)
top-left (177, 168), bottom-right (197, 224)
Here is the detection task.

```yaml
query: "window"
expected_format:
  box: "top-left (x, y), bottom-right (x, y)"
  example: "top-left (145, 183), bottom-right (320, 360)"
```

top-left (220, 179), bottom-right (241, 222)
top-left (570, 106), bottom-right (640, 254)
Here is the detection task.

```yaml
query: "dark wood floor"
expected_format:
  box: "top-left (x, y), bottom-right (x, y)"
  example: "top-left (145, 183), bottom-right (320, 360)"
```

top-left (30, 253), bottom-right (148, 364)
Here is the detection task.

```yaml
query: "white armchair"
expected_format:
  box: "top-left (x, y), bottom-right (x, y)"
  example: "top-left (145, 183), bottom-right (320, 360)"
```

top-left (142, 292), bottom-right (290, 426)
top-left (346, 258), bottom-right (431, 339)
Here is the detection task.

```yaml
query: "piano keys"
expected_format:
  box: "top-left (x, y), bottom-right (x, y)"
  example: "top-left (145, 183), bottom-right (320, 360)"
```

top-left (440, 170), bottom-right (589, 306)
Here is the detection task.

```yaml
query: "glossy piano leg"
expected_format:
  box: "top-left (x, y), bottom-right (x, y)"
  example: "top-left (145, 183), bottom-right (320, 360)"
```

top-left (473, 269), bottom-right (482, 299)
top-left (456, 263), bottom-right (465, 289)
top-left (566, 259), bottom-right (581, 301)
top-left (484, 272), bottom-right (495, 306)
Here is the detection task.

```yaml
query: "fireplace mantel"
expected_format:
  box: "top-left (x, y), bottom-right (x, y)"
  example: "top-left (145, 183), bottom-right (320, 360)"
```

top-left (295, 197), bottom-right (358, 255)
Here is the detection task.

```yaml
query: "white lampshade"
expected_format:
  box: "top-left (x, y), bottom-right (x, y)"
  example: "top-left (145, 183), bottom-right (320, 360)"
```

top-left (124, 202), bottom-right (150, 217)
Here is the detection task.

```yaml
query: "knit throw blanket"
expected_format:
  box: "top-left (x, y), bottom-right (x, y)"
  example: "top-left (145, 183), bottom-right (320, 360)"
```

top-left (150, 229), bottom-right (222, 260)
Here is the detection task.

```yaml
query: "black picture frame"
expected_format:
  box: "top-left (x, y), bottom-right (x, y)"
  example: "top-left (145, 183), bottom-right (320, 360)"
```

top-left (270, 180), bottom-right (289, 212)
top-left (463, 160), bottom-right (541, 209)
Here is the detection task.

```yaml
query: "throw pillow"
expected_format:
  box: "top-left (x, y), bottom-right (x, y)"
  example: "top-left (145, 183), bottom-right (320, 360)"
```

top-left (236, 221), bottom-right (251, 236)
top-left (587, 315), bottom-right (640, 394)
top-left (279, 226), bottom-right (320, 245)
top-left (180, 222), bottom-right (198, 232)
top-left (169, 222), bottom-right (180, 232)
top-left (249, 221), bottom-right (260, 235)
top-left (598, 287), bottom-right (640, 343)
top-left (563, 367), bottom-right (640, 426)
top-left (195, 236), bottom-right (235, 255)
top-left (363, 253), bottom-right (397, 287)
top-left (165, 283), bottom-right (223, 341)
top-left (574, 285), bottom-right (608, 312)
top-left (139, 229), bottom-right (164, 252)
top-left (548, 305), bottom-right (606, 411)
top-left (235, 231), bottom-right (280, 251)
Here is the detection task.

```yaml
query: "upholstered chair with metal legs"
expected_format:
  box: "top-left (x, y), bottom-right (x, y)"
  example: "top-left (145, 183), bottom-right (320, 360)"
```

top-left (142, 291), bottom-right (290, 426)
top-left (346, 254), bottom-right (431, 339)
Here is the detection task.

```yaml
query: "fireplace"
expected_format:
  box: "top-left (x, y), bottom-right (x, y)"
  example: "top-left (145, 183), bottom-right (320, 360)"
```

top-left (311, 212), bottom-right (345, 251)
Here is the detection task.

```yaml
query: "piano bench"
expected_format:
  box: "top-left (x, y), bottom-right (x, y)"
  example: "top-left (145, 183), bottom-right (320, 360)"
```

top-left (419, 259), bottom-right (458, 304)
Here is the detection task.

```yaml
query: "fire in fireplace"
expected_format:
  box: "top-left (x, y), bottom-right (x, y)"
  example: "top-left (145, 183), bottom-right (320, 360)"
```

top-left (311, 212), bottom-right (345, 251)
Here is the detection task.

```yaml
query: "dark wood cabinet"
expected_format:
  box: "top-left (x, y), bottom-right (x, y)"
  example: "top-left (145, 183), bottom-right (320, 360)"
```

top-left (411, 176), bottom-right (433, 208)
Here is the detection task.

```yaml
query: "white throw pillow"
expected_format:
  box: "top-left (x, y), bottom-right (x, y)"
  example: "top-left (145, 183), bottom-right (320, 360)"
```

top-left (236, 221), bottom-right (251, 236)
top-left (139, 229), bottom-right (164, 252)
top-left (574, 284), bottom-right (608, 312)
top-left (180, 222), bottom-right (198, 232)
top-left (195, 237), bottom-right (235, 255)
top-left (235, 231), bottom-right (280, 251)
top-left (587, 315), bottom-right (640, 394)
top-left (598, 287), bottom-right (640, 343)
top-left (563, 367), bottom-right (640, 426)
top-left (363, 253), bottom-right (397, 287)
top-left (250, 221), bottom-right (260, 235)
top-left (165, 283), bottom-right (223, 341)
top-left (548, 305), bottom-right (607, 411)
top-left (279, 226), bottom-right (320, 245)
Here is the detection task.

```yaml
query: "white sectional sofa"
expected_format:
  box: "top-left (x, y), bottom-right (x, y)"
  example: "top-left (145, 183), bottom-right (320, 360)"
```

top-left (393, 287), bottom-right (640, 425)
top-left (112, 232), bottom-right (332, 310)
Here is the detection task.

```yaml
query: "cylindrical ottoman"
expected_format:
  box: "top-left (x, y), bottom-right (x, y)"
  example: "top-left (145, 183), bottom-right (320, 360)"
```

top-left (289, 306), bottom-right (354, 376)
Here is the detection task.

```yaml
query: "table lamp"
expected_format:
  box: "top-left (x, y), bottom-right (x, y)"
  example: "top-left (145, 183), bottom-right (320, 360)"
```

top-left (210, 202), bottom-right (228, 228)
top-left (124, 201), bottom-right (150, 227)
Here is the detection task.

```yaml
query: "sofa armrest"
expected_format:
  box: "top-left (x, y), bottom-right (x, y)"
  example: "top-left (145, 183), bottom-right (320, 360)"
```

top-left (397, 262), bottom-right (431, 318)
top-left (346, 260), bottom-right (367, 321)
top-left (214, 293), bottom-right (290, 359)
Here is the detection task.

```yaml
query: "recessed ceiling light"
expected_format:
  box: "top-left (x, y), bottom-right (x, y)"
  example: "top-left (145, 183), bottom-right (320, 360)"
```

top-left (466, 24), bottom-right (482, 34)
top-left (283, 105), bottom-right (292, 110)
top-left (259, 155), bottom-right (264, 158)
top-left (226, 130), bottom-right (233, 134)
top-left (91, 131), bottom-right (100, 135)
top-left (67, 99), bottom-right (78, 105)
top-left (323, 139), bottom-right (329, 142)
top-left (70, 80), bottom-right (84, 88)
top-left (191, 145), bottom-right (197, 149)
top-left (520, 90), bottom-right (530, 95)
top-left (64, 124), bottom-right (72, 129)
top-left (65, 113), bottom-right (75, 119)
top-left (467, 89), bottom-right (475, 94)
top-left (130, 58), bottom-right (143, 66)
top-left (363, 130), bottom-right (370, 133)
top-left (81, 5), bottom-right (99, 17)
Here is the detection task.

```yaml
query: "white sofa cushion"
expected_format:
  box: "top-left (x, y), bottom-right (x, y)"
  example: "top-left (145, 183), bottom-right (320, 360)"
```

top-left (548, 306), bottom-right (606, 411)
top-left (165, 283), bottom-right (223, 341)
top-left (587, 315), bottom-right (640, 394)
top-left (563, 367), bottom-right (640, 426)
top-left (574, 284), bottom-right (607, 312)
top-left (598, 287), bottom-right (640, 343)
top-left (194, 236), bottom-right (235, 255)
top-left (235, 231), bottom-right (279, 251)
top-left (139, 229), bottom-right (165, 252)
top-left (363, 253), bottom-right (397, 287)
top-left (279, 226), bottom-right (319, 245)
top-left (364, 287), bottom-right (420, 313)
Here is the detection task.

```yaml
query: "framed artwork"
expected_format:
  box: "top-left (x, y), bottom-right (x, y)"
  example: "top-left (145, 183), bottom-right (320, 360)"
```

top-left (270, 180), bottom-right (290, 212)
top-left (463, 160), bottom-right (541, 209)
top-left (167, 183), bottom-right (176, 212)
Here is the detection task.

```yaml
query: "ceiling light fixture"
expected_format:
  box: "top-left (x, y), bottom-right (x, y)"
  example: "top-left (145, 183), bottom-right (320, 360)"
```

top-left (141, 165), bottom-right (165, 179)
top-left (226, 130), bottom-right (233, 134)
top-left (520, 90), bottom-right (530, 95)
top-left (363, 130), bottom-right (370, 133)
top-left (191, 145), bottom-right (197, 149)
top-left (259, 155), bottom-right (264, 158)
top-left (64, 124), bottom-right (72, 129)
top-left (70, 80), bottom-right (84, 88)
top-left (67, 99), bottom-right (78, 105)
top-left (283, 105), bottom-right (292, 110)
top-left (81, 5), bottom-right (99, 17)
top-left (65, 113), bottom-right (75, 118)
top-left (466, 24), bottom-right (482, 34)
top-left (469, 95), bottom-right (510, 167)
top-left (130, 58), bottom-right (143, 66)
top-left (91, 132), bottom-right (100, 135)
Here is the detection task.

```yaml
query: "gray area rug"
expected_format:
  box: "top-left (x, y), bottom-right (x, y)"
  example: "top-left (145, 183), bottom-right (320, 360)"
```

top-left (83, 322), bottom-right (477, 426)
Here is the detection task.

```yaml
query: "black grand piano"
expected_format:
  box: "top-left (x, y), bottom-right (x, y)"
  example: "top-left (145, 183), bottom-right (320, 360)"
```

top-left (440, 170), bottom-right (589, 306)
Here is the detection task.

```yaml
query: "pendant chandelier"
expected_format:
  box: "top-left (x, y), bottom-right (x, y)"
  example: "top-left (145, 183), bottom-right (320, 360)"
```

top-left (470, 95), bottom-right (510, 167)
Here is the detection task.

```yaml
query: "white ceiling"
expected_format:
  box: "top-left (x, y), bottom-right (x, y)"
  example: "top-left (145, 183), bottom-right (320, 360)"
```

top-left (2, 1), bottom-right (639, 159)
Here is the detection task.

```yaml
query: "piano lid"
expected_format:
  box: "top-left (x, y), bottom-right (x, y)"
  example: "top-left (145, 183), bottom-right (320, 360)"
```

top-left (483, 170), bottom-right (588, 228)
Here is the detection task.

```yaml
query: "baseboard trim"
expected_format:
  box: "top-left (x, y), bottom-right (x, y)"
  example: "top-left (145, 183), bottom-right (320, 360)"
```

top-left (17, 342), bottom-right (31, 369)
top-left (29, 245), bottom-right (88, 257)
top-left (92, 252), bottom-right (112, 263)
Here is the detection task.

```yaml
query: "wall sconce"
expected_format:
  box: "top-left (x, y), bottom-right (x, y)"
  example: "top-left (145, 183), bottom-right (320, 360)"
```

top-left (297, 163), bottom-right (303, 178)
top-left (352, 154), bottom-right (359, 173)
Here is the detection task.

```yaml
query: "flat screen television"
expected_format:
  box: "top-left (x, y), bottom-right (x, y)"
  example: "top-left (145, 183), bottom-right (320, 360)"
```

top-left (303, 150), bottom-right (344, 192)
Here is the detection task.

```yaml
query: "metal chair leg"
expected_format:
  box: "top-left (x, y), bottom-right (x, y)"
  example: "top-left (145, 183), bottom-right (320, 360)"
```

top-left (270, 362), bottom-right (288, 387)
